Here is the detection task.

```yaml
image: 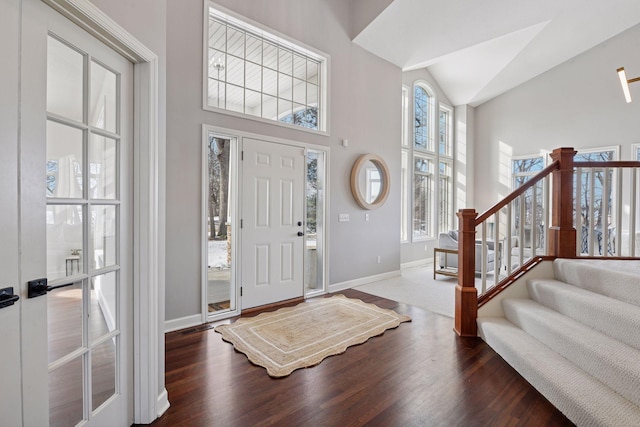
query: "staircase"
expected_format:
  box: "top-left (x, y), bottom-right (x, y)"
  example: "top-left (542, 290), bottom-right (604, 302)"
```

top-left (477, 259), bottom-right (640, 426)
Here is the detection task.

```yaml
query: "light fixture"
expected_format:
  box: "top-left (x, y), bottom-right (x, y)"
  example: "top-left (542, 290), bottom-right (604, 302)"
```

top-left (617, 67), bottom-right (640, 103)
top-left (213, 57), bottom-right (225, 72)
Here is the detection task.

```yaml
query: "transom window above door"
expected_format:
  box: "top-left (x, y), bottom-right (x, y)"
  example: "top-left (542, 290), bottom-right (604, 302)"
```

top-left (205, 4), bottom-right (328, 133)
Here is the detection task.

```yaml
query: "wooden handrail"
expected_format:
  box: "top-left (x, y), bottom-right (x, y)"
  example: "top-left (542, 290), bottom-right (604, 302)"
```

top-left (574, 160), bottom-right (640, 168)
top-left (455, 147), bottom-right (640, 337)
top-left (475, 161), bottom-right (559, 225)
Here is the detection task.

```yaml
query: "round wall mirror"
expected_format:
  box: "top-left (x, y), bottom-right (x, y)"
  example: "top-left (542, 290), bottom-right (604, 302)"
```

top-left (350, 154), bottom-right (390, 210)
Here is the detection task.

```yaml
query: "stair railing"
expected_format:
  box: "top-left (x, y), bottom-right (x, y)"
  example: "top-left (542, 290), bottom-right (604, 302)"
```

top-left (455, 147), bottom-right (640, 337)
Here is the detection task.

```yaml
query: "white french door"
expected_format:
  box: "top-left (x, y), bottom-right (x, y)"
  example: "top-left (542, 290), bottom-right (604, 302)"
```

top-left (241, 138), bottom-right (306, 309)
top-left (14, 1), bottom-right (133, 425)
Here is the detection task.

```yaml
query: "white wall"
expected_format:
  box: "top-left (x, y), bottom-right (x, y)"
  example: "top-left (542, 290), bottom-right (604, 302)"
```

top-left (165, 0), bottom-right (402, 321)
top-left (474, 23), bottom-right (640, 212)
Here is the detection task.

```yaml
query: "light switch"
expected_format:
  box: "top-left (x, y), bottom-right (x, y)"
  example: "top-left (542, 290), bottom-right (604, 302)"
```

top-left (339, 213), bottom-right (349, 222)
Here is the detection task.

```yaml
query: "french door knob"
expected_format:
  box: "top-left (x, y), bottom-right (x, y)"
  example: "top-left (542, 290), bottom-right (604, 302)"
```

top-left (297, 232), bottom-right (304, 237)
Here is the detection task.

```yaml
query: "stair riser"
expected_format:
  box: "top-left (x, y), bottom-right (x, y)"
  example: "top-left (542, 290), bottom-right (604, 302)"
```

top-left (554, 259), bottom-right (640, 307)
top-left (527, 279), bottom-right (640, 351)
top-left (479, 318), bottom-right (640, 426)
top-left (503, 299), bottom-right (640, 408)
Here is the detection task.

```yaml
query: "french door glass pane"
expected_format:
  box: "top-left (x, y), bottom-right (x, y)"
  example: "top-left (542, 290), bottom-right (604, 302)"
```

top-left (91, 205), bottom-right (116, 269)
top-left (49, 356), bottom-right (84, 427)
top-left (90, 61), bottom-right (117, 133)
top-left (47, 204), bottom-right (84, 280)
top-left (90, 272), bottom-right (117, 341)
top-left (46, 120), bottom-right (83, 199)
top-left (47, 37), bottom-right (83, 122)
top-left (89, 134), bottom-right (117, 199)
top-left (48, 281), bottom-right (84, 364)
top-left (91, 338), bottom-right (117, 411)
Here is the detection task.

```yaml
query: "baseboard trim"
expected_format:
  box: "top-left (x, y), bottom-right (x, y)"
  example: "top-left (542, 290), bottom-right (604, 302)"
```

top-left (164, 314), bottom-right (202, 333)
top-left (156, 388), bottom-right (170, 418)
top-left (401, 258), bottom-right (432, 269)
top-left (329, 270), bottom-right (401, 293)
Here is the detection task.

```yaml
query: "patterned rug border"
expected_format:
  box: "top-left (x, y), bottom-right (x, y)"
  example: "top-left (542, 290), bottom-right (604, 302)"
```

top-left (215, 294), bottom-right (411, 377)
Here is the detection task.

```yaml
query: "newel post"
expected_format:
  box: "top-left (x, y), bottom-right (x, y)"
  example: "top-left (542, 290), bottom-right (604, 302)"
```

top-left (548, 147), bottom-right (577, 258)
top-left (455, 209), bottom-right (478, 337)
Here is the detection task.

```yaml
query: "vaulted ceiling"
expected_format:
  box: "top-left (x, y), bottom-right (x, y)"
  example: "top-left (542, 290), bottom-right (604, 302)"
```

top-left (353, 0), bottom-right (640, 106)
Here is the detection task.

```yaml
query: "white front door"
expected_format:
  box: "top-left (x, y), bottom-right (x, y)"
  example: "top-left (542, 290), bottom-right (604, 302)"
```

top-left (241, 138), bottom-right (306, 309)
top-left (1, 1), bottom-right (134, 425)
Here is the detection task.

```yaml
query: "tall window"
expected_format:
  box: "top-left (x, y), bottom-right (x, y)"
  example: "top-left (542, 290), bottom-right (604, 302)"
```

top-left (412, 84), bottom-right (434, 238)
top-left (402, 82), bottom-right (454, 241)
top-left (414, 86), bottom-right (432, 151)
top-left (438, 105), bottom-right (453, 233)
top-left (400, 87), bottom-right (409, 242)
top-left (574, 148), bottom-right (617, 255)
top-left (512, 155), bottom-right (545, 249)
top-left (512, 156), bottom-right (545, 189)
top-left (205, 5), bottom-right (327, 132)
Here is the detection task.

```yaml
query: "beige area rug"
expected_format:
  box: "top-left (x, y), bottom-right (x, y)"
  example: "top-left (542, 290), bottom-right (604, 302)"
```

top-left (215, 294), bottom-right (411, 377)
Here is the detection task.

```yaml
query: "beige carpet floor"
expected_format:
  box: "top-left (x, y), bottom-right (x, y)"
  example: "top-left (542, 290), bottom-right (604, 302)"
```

top-left (215, 294), bottom-right (411, 377)
top-left (355, 263), bottom-right (504, 318)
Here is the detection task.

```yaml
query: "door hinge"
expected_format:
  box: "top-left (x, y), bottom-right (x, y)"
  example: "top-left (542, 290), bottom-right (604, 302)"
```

top-left (240, 287), bottom-right (243, 296)
top-left (241, 150), bottom-right (244, 161)
top-left (241, 219), bottom-right (243, 229)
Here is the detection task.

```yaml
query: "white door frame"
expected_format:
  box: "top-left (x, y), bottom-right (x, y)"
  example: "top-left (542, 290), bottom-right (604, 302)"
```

top-left (200, 125), bottom-right (330, 321)
top-left (41, 0), bottom-right (168, 423)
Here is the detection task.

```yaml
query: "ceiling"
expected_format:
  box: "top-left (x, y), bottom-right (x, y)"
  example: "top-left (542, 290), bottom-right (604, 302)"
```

top-left (353, 0), bottom-right (640, 106)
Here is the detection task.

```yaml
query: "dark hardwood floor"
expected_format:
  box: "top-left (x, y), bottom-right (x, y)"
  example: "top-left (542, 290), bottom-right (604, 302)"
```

top-left (147, 289), bottom-right (574, 426)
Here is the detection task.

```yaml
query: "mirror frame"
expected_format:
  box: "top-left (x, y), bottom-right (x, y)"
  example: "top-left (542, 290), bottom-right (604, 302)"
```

top-left (350, 153), bottom-right (390, 210)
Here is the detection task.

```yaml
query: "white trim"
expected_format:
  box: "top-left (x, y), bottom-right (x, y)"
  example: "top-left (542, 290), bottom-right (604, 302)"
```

top-left (632, 143), bottom-right (640, 160)
top-left (42, 0), bottom-right (155, 63)
top-left (164, 314), bottom-right (203, 333)
top-left (401, 258), bottom-right (432, 269)
top-left (329, 270), bottom-right (401, 293)
top-left (575, 145), bottom-right (620, 160)
top-left (44, 1), bottom-right (167, 423)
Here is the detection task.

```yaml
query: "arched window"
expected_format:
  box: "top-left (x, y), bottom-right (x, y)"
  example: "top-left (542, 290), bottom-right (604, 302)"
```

top-left (401, 81), bottom-right (455, 242)
top-left (413, 85), bottom-right (433, 151)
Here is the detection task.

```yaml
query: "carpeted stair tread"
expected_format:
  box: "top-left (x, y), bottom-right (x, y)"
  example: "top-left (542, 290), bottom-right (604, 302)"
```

top-left (502, 298), bottom-right (640, 407)
top-left (478, 317), bottom-right (640, 426)
top-left (553, 259), bottom-right (640, 307)
top-left (527, 278), bottom-right (640, 351)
